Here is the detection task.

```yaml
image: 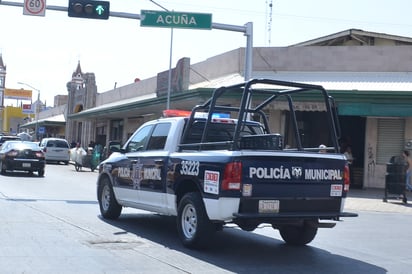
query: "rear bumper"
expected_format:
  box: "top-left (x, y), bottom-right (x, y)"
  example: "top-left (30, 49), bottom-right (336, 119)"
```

top-left (45, 156), bottom-right (70, 161)
top-left (204, 196), bottom-right (358, 222)
top-left (233, 211), bottom-right (358, 220)
top-left (232, 211), bottom-right (358, 229)
top-left (5, 159), bottom-right (45, 171)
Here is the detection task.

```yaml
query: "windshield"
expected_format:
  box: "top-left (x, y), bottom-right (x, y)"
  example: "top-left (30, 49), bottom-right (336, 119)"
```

top-left (2, 141), bottom-right (40, 151)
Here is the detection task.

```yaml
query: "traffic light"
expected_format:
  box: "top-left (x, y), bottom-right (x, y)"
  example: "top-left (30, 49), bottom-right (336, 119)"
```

top-left (68, 0), bottom-right (110, 20)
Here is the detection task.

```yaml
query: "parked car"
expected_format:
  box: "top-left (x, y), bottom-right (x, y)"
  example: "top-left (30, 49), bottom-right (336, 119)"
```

top-left (17, 132), bottom-right (32, 141)
top-left (39, 138), bottom-right (70, 164)
top-left (0, 135), bottom-right (21, 148)
top-left (0, 141), bottom-right (45, 176)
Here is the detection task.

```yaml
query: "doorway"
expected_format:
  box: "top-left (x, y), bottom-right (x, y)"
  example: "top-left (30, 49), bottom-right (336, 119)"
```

top-left (339, 116), bottom-right (366, 188)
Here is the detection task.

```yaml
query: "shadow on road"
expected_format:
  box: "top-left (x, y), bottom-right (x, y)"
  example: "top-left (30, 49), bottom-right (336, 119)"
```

top-left (98, 213), bottom-right (385, 274)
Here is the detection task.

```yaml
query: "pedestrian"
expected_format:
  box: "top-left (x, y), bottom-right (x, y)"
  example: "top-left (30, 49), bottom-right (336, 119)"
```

top-left (344, 146), bottom-right (354, 165)
top-left (70, 141), bottom-right (77, 149)
top-left (402, 150), bottom-right (412, 191)
top-left (88, 140), bottom-right (96, 148)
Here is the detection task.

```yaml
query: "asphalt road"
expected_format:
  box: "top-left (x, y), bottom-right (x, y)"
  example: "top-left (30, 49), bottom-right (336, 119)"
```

top-left (0, 163), bottom-right (411, 273)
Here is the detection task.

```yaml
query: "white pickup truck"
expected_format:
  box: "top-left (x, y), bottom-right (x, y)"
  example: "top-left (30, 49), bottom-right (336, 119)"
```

top-left (96, 79), bottom-right (357, 249)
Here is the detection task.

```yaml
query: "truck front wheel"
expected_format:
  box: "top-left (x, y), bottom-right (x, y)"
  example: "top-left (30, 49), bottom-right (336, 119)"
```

top-left (278, 222), bottom-right (318, 246)
top-left (98, 177), bottom-right (122, 219)
top-left (177, 192), bottom-right (214, 249)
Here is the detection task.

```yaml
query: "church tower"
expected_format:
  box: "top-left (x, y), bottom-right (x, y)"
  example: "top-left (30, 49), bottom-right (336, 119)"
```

top-left (66, 61), bottom-right (97, 147)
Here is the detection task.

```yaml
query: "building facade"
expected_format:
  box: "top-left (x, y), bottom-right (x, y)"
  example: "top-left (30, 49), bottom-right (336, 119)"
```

top-left (26, 29), bottom-right (412, 189)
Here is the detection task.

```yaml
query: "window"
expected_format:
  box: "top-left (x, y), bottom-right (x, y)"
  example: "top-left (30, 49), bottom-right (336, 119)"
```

top-left (55, 140), bottom-right (69, 148)
top-left (46, 141), bottom-right (55, 147)
top-left (126, 125), bottom-right (153, 152)
top-left (147, 123), bottom-right (171, 150)
top-left (183, 121), bottom-right (264, 144)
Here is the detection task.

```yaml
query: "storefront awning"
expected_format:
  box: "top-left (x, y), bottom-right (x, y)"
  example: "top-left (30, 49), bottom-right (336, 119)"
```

top-left (20, 114), bottom-right (66, 128)
top-left (68, 88), bottom-right (214, 120)
top-left (69, 72), bottom-right (412, 120)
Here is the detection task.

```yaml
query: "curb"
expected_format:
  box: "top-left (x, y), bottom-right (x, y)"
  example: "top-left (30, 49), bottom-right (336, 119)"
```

top-left (345, 188), bottom-right (412, 214)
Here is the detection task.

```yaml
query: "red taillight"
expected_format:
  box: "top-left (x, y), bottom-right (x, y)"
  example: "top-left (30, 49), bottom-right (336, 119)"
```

top-left (43, 148), bottom-right (47, 152)
top-left (6, 150), bottom-right (18, 157)
top-left (343, 164), bottom-right (350, 192)
top-left (222, 161), bottom-right (242, 190)
top-left (35, 151), bottom-right (44, 158)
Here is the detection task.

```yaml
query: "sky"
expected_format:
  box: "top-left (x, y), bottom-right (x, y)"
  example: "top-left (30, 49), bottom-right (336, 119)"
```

top-left (1, 0), bottom-right (412, 106)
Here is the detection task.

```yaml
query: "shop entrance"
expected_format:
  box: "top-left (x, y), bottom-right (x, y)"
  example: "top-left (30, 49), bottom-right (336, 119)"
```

top-left (281, 111), bottom-right (366, 188)
top-left (339, 116), bottom-right (366, 188)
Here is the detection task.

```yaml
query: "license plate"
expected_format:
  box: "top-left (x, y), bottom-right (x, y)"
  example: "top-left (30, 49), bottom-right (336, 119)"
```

top-left (259, 200), bottom-right (279, 213)
top-left (22, 163), bottom-right (31, 168)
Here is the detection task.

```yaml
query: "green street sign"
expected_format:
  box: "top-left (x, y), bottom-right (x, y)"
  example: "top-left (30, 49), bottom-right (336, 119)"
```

top-left (140, 10), bottom-right (212, 30)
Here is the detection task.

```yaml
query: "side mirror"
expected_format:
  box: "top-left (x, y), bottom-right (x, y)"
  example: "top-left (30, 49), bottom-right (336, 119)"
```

top-left (110, 146), bottom-right (120, 153)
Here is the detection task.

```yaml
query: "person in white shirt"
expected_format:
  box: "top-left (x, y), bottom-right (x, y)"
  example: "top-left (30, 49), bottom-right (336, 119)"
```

top-left (402, 150), bottom-right (412, 191)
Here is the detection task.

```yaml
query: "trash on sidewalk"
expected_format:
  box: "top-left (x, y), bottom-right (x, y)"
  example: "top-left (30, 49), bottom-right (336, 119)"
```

top-left (383, 156), bottom-right (408, 204)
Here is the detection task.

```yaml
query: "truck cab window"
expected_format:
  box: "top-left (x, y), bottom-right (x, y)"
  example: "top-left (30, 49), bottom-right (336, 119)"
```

top-left (147, 123), bottom-right (171, 150)
top-left (126, 125), bottom-right (153, 152)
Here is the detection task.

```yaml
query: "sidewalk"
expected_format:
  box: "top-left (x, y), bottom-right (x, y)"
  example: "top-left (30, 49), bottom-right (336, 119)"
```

top-left (345, 188), bottom-right (412, 214)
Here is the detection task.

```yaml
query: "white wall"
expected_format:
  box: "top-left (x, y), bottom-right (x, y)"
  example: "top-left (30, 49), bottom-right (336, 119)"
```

top-left (96, 76), bottom-right (158, 106)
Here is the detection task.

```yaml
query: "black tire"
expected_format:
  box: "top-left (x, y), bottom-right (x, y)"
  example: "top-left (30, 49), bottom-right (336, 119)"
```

top-left (0, 161), bottom-right (5, 175)
top-left (279, 222), bottom-right (318, 246)
top-left (177, 192), bottom-right (214, 249)
top-left (64, 161), bottom-right (69, 165)
top-left (38, 169), bottom-right (45, 177)
top-left (237, 220), bottom-right (258, 231)
top-left (98, 177), bottom-right (122, 219)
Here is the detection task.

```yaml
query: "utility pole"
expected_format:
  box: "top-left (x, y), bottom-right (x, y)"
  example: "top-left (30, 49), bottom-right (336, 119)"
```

top-left (149, 0), bottom-right (173, 110)
top-left (18, 82), bottom-right (41, 140)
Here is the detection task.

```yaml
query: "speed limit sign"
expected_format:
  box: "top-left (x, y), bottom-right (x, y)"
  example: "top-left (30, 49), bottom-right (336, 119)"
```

top-left (23, 0), bottom-right (46, 17)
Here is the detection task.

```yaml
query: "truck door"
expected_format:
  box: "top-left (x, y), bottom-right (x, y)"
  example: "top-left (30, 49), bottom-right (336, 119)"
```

top-left (114, 124), bottom-right (153, 204)
top-left (125, 122), bottom-right (171, 212)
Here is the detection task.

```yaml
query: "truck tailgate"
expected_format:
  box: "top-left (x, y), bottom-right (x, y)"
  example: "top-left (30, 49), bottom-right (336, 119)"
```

top-left (237, 154), bottom-right (349, 218)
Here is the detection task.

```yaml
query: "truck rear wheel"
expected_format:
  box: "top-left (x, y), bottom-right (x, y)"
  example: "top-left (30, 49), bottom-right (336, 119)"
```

top-left (38, 169), bottom-right (45, 177)
top-left (98, 177), bottom-right (122, 219)
top-left (177, 192), bottom-right (214, 249)
top-left (278, 222), bottom-right (318, 246)
top-left (0, 161), bottom-right (6, 174)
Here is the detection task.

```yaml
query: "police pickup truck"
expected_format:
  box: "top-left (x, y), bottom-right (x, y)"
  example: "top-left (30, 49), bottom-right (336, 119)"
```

top-left (97, 79), bottom-right (357, 249)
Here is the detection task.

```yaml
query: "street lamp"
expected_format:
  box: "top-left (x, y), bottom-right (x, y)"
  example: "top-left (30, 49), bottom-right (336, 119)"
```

top-left (17, 82), bottom-right (41, 141)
